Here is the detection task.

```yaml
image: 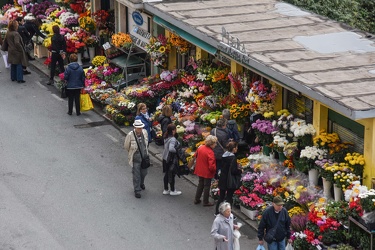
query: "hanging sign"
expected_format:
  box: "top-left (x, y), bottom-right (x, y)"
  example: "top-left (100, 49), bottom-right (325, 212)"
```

top-left (132, 11), bottom-right (144, 26)
top-left (128, 8), bottom-right (151, 50)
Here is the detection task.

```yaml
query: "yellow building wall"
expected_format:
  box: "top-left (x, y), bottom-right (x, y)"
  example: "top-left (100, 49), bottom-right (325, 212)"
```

top-left (165, 30), bottom-right (177, 70)
top-left (356, 118), bottom-right (375, 187)
top-left (196, 47), bottom-right (208, 60)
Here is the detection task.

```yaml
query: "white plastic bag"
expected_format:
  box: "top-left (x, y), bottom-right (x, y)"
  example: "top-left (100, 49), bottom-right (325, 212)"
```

top-left (1, 51), bottom-right (10, 68)
top-left (233, 222), bottom-right (242, 250)
top-left (286, 243), bottom-right (294, 250)
top-left (256, 244), bottom-right (266, 250)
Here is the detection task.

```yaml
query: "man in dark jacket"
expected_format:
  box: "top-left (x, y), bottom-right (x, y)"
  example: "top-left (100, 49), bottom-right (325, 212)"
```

top-left (258, 196), bottom-right (292, 250)
top-left (64, 53), bottom-right (85, 116)
top-left (48, 25), bottom-right (66, 85)
top-left (24, 16), bottom-right (46, 60)
top-left (210, 118), bottom-right (229, 179)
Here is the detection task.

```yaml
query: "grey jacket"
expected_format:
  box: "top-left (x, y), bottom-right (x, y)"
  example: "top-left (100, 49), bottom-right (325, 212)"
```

top-left (211, 213), bottom-right (234, 250)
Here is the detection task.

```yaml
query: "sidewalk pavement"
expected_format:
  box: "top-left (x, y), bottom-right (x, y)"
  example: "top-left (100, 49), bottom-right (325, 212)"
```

top-left (28, 58), bottom-right (259, 232)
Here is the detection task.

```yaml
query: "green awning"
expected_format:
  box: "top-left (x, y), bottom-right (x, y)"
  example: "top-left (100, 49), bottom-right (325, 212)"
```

top-left (153, 16), bottom-right (217, 55)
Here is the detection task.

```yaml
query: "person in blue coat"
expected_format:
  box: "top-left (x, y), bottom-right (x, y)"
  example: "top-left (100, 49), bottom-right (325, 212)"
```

top-left (135, 103), bottom-right (152, 142)
top-left (64, 53), bottom-right (85, 116)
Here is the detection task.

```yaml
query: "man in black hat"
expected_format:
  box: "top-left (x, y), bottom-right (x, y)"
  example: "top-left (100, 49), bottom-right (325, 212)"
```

top-left (257, 195), bottom-right (292, 250)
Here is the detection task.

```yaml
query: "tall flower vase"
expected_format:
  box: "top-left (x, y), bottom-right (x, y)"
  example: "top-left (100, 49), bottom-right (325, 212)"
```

top-left (308, 169), bottom-right (319, 186)
top-left (88, 47), bottom-right (96, 62)
top-left (77, 53), bottom-right (83, 65)
top-left (83, 47), bottom-right (89, 59)
top-left (334, 184), bottom-right (343, 201)
top-left (322, 177), bottom-right (332, 199)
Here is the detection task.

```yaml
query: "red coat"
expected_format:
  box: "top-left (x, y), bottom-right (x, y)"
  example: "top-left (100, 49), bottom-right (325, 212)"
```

top-left (194, 145), bottom-right (216, 178)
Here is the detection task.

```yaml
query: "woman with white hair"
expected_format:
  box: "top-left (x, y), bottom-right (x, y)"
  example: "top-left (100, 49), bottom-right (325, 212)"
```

top-left (211, 202), bottom-right (238, 250)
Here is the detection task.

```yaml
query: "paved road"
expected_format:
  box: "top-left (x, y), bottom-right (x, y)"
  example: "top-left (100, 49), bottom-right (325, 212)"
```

top-left (0, 63), bottom-right (259, 249)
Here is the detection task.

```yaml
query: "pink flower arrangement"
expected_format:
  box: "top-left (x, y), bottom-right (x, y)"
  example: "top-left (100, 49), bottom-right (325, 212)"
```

top-left (239, 193), bottom-right (264, 210)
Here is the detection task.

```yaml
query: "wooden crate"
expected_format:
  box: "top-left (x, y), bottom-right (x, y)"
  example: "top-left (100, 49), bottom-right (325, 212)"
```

top-left (34, 44), bottom-right (49, 58)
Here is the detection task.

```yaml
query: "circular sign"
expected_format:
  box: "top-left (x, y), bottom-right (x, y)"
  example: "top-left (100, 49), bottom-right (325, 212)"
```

top-left (132, 11), bottom-right (143, 26)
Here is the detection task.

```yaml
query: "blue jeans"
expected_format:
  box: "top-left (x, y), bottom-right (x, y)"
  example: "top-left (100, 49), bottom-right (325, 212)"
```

top-left (10, 64), bottom-right (23, 81)
top-left (268, 239), bottom-right (285, 250)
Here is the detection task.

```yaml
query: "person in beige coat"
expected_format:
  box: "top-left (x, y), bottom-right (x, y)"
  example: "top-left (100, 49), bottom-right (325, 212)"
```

top-left (124, 120), bottom-right (149, 198)
top-left (4, 20), bottom-right (28, 83)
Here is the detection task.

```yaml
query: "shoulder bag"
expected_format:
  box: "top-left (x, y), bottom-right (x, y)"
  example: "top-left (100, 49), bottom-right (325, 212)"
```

top-left (1, 38), bottom-right (8, 52)
top-left (227, 157), bottom-right (241, 189)
top-left (214, 128), bottom-right (225, 151)
top-left (133, 131), bottom-right (150, 169)
top-left (264, 209), bottom-right (283, 243)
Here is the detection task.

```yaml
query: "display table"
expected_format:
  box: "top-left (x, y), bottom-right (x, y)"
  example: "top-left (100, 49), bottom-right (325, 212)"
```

top-left (349, 216), bottom-right (375, 249)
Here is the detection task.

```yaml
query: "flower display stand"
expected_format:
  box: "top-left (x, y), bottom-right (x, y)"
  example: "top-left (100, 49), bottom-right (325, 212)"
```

top-left (34, 44), bottom-right (48, 58)
top-left (322, 177), bottom-right (332, 199)
top-left (334, 184), bottom-right (343, 201)
top-left (240, 205), bottom-right (258, 220)
top-left (308, 169), bottom-right (319, 186)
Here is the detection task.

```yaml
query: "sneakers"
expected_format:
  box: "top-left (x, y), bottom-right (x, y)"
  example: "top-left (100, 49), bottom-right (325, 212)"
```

top-left (163, 189), bottom-right (170, 195)
top-left (135, 193), bottom-right (141, 198)
top-left (170, 190), bottom-right (182, 196)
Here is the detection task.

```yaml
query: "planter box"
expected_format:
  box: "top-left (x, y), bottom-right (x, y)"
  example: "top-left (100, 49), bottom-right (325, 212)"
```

top-left (34, 44), bottom-right (49, 58)
top-left (240, 205), bottom-right (258, 220)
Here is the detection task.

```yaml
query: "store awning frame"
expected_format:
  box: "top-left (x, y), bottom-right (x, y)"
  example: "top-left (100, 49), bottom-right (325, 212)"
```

top-left (153, 16), bottom-right (217, 56)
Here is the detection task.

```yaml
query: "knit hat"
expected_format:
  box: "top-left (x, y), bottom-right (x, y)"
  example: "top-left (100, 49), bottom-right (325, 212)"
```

top-left (273, 196), bottom-right (285, 205)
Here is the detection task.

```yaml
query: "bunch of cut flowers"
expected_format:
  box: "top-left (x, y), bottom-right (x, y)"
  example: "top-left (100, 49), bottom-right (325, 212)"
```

top-left (251, 119), bottom-right (278, 146)
top-left (145, 34), bottom-right (171, 68)
top-left (111, 32), bottom-right (132, 49)
top-left (239, 193), bottom-right (264, 210)
top-left (344, 152), bottom-right (365, 178)
top-left (290, 118), bottom-right (316, 147)
top-left (298, 146), bottom-right (327, 172)
top-left (92, 56), bottom-right (107, 67)
top-left (78, 16), bottom-right (96, 33)
top-left (169, 33), bottom-right (190, 55)
top-left (246, 80), bottom-right (278, 113)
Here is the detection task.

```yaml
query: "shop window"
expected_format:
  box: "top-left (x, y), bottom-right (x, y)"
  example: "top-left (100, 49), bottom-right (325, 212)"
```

top-left (328, 110), bottom-right (364, 154)
top-left (285, 91), bottom-right (313, 124)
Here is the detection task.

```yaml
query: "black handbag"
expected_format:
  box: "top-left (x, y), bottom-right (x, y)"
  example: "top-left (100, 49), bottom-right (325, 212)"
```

top-left (61, 86), bottom-right (67, 98)
top-left (227, 158), bottom-right (241, 189)
top-left (133, 131), bottom-right (150, 169)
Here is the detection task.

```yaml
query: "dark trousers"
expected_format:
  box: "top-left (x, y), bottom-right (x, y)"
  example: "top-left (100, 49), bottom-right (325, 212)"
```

top-left (163, 169), bottom-right (175, 191)
top-left (194, 177), bottom-right (212, 204)
top-left (215, 188), bottom-right (235, 214)
top-left (50, 52), bottom-right (64, 80)
top-left (10, 64), bottom-right (23, 81)
top-left (67, 89), bottom-right (81, 114)
top-left (215, 159), bottom-right (224, 179)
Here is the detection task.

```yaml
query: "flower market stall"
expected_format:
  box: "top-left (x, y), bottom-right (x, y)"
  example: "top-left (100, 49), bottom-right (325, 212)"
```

top-left (3, 0), bottom-right (373, 248)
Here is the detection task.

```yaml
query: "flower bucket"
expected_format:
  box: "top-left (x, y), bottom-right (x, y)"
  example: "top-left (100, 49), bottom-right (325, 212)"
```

top-left (322, 177), bottom-right (332, 199)
top-left (334, 184), bottom-right (343, 201)
top-left (278, 152), bottom-right (287, 162)
top-left (77, 53), bottom-right (83, 65)
top-left (308, 169), bottom-right (319, 186)
top-left (89, 47), bottom-right (96, 61)
top-left (262, 145), bottom-right (271, 156)
top-left (240, 205), bottom-right (258, 220)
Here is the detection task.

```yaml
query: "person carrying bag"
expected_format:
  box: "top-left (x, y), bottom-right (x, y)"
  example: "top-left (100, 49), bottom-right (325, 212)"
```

top-left (124, 120), bottom-right (150, 199)
top-left (258, 196), bottom-right (292, 250)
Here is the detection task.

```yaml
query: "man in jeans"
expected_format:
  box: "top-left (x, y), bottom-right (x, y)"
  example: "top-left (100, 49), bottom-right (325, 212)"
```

top-left (258, 196), bottom-right (292, 250)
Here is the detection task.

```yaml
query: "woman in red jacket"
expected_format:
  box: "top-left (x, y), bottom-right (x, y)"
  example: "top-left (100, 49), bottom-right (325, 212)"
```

top-left (194, 135), bottom-right (217, 206)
